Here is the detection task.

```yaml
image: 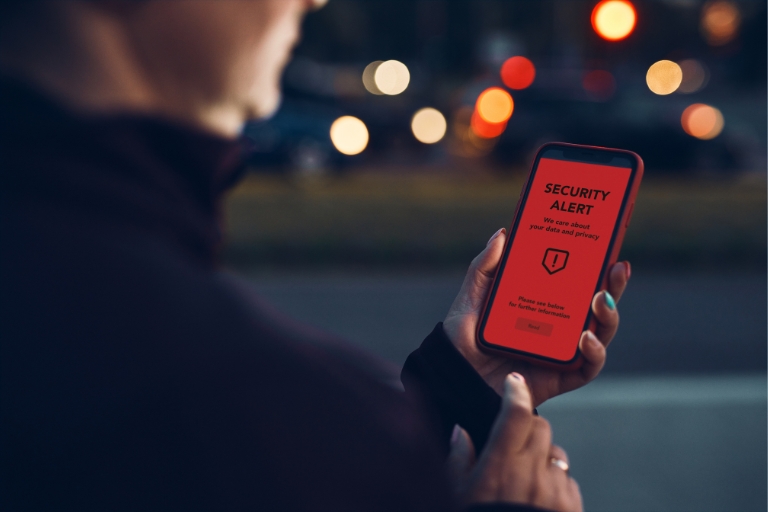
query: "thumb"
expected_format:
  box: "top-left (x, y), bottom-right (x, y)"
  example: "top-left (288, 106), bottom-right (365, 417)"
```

top-left (483, 373), bottom-right (534, 456)
top-left (446, 424), bottom-right (476, 487)
top-left (453, 228), bottom-right (506, 314)
top-left (474, 227), bottom-right (506, 281)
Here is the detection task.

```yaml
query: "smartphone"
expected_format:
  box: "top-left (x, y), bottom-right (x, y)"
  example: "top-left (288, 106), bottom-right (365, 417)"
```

top-left (477, 142), bottom-right (643, 368)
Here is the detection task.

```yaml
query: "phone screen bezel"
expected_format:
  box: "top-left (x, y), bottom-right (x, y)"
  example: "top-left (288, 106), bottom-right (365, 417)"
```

top-left (477, 142), bottom-right (640, 364)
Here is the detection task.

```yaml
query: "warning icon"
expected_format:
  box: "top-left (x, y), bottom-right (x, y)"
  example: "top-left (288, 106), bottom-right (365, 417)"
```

top-left (542, 248), bottom-right (569, 275)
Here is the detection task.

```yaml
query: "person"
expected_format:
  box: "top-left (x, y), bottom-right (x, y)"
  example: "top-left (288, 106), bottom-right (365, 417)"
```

top-left (0, 1), bottom-right (630, 510)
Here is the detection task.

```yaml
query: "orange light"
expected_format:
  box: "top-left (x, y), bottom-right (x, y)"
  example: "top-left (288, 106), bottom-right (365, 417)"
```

top-left (582, 70), bottom-right (616, 100)
top-left (500, 56), bottom-right (536, 90)
top-left (681, 104), bottom-right (724, 140)
top-left (701, 1), bottom-right (740, 46)
top-left (592, 0), bottom-right (637, 41)
top-left (475, 87), bottom-right (514, 124)
top-left (470, 111), bottom-right (507, 139)
top-left (645, 60), bottom-right (683, 95)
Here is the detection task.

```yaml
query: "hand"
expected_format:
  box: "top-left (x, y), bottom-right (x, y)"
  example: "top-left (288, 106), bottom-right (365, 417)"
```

top-left (447, 373), bottom-right (582, 512)
top-left (443, 228), bottom-right (631, 407)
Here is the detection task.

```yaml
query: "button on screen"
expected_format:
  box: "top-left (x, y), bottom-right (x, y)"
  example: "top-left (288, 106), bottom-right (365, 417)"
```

top-left (515, 317), bottom-right (554, 337)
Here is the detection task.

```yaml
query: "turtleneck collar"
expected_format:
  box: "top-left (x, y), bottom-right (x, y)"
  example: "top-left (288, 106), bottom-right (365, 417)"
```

top-left (0, 77), bottom-right (247, 266)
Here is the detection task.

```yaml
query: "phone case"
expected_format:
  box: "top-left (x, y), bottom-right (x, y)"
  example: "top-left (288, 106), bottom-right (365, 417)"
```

top-left (477, 142), bottom-right (644, 369)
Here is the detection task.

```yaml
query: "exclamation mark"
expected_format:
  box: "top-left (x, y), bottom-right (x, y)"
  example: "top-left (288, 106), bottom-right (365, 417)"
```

top-left (552, 254), bottom-right (558, 268)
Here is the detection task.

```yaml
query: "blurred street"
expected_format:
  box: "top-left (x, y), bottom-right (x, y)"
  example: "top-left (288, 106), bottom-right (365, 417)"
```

top-left (248, 271), bottom-right (765, 372)
top-left (225, 173), bottom-right (767, 272)
top-left (247, 270), bottom-right (767, 511)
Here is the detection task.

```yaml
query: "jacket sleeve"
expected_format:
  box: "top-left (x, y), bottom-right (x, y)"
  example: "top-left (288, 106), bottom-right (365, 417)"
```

top-left (401, 322), bottom-right (502, 455)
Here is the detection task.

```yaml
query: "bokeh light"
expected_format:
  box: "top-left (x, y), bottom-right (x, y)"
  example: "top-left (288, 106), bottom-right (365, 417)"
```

top-left (701, 1), bottom-right (740, 46)
top-left (307, 0), bottom-right (329, 10)
top-left (362, 61), bottom-right (384, 95)
top-left (470, 111), bottom-right (507, 139)
top-left (475, 87), bottom-right (514, 124)
top-left (582, 70), bottom-right (616, 100)
top-left (330, 116), bottom-right (369, 155)
top-left (681, 104), bottom-right (724, 140)
top-left (678, 59), bottom-right (709, 93)
top-left (500, 56), bottom-right (536, 90)
top-left (449, 106), bottom-right (499, 156)
top-left (646, 60), bottom-right (683, 95)
top-left (411, 108), bottom-right (447, 144)
top-left (591, 0), bottom-right (637, 41)
top-left (374, 60), bottom-right (410, 95)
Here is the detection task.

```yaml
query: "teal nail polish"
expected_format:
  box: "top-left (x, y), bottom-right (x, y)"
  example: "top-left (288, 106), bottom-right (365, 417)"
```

top-left (604, 291), bottom-right (616, 310)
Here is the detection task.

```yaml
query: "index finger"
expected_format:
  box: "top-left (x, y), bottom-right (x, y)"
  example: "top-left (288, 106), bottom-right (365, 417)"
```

top-left (483, 373), bottom-right (534, 456)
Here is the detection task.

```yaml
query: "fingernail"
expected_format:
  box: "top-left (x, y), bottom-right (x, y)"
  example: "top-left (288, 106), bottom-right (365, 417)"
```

top-left (585, 330), bottom-right (600, 348)
top-left (604, 291), bottom-right (616, 310)
top-left (625, 261), bottom-right (632, 280)
top-left (511, 372), bottom-right (525, 382)
top-left (487, 227), bottom-right (504, 246)
top-left (451, 424), bottom-right (461, 444)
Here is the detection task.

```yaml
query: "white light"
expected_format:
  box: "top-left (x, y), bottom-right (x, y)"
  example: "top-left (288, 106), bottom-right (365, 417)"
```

top-left (374, 60), bottom-right (410, 95)
top-left (330, 116), bottom-right (369, 155)
top-left (362, 61), bottom-right (384, 95)
top-left (411, 108), bottom-right (447, 144)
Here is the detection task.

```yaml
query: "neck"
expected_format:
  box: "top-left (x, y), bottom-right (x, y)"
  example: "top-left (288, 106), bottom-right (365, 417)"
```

top-left (0, 3), bottom-right (243, 138)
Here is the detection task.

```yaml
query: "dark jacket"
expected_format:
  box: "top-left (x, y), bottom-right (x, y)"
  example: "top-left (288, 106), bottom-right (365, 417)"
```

top-left (0, 78), bottom-right (534, 511)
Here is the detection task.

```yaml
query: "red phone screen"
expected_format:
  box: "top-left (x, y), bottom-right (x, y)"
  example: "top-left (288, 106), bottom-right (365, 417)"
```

top-left (482, 156), bottom-right (631, 362)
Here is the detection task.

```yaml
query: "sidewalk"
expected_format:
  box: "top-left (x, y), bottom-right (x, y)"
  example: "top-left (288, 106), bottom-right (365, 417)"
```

top-left (539, 375), bottom-right (767, 512)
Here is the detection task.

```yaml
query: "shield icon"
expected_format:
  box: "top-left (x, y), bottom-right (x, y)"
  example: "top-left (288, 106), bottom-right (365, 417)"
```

top-left (542, 248), bottom-right (569, 275)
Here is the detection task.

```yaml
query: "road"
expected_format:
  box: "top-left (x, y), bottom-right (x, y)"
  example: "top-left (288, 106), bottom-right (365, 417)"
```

top-left (248, 271), bottom-right (766, 373)
top-left (246, 271), bottom-right (767, 511)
